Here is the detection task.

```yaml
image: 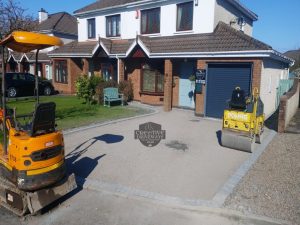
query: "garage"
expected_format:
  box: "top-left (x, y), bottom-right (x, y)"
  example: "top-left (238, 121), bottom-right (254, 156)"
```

top-left (205, 63), bottom-right (252, 118)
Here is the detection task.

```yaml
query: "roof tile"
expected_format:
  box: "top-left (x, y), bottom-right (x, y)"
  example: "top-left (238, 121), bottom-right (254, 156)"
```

top-left (37, 12), bottom-right (78, 36)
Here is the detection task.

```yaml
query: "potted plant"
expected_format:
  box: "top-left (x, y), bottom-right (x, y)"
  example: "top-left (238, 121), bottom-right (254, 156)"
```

top-left (189, 74), bottom-right (195, 89)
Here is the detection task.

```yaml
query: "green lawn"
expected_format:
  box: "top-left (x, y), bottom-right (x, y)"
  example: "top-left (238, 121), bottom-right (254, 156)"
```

top-left (6, 96), bottom-right (149, 130)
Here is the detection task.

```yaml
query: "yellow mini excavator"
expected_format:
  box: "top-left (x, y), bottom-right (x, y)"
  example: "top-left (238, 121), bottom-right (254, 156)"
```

top-left (0, 31), bottom-right (77, 215)
top-left (221, 87), bottom-right (265, 153)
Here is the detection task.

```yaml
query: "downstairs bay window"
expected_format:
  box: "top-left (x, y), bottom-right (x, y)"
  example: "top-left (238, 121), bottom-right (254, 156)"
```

top-left (141, 64), bottom-right (164, 94)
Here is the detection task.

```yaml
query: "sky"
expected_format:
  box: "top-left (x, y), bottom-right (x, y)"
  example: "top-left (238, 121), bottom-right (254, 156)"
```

top-left (18, 0), bottom-right (300, 53)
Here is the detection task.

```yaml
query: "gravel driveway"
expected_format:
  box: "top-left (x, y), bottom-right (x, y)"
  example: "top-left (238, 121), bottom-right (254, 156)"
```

top-left (225, 111), bottom-right (300, 225)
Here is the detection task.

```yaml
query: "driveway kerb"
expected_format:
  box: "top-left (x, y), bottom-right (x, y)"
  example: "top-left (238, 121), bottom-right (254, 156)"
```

top-left (75, 175), bottom-right (290, 225)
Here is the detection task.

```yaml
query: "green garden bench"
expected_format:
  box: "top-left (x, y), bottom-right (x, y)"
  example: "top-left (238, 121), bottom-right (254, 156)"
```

top-left (103, 87), bottom-right (124, 107)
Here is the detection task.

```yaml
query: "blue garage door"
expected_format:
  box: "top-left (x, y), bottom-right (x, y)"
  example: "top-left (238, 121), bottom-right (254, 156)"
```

top-left (206, 63), bottom-right (252, 118)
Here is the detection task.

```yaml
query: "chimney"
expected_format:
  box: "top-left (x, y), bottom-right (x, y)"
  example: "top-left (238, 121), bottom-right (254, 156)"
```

top-left (39, 8), bottom-right (48, 23)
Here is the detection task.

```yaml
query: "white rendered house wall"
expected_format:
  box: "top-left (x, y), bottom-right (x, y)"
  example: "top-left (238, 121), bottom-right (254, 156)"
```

top-left (77, 0), bottom-right (216, 41)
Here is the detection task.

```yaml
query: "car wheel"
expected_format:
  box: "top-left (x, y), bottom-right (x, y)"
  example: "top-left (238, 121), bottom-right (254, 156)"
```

top-left (7, 87), bottom-right (17, 98)
top-left (44, 86), bottom-right (52, 96)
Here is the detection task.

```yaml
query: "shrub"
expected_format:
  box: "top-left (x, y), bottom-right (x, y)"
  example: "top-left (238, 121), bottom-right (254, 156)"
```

top-left (118, 80), bottom-right (134, 102)
top-left (96, 79), bottom-right (118, 104)
top-left (75, 75), bottom-right (101, 104)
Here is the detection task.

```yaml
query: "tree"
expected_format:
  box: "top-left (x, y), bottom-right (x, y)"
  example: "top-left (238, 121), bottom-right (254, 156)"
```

top-left (0, 0), bottom-right (37, 38)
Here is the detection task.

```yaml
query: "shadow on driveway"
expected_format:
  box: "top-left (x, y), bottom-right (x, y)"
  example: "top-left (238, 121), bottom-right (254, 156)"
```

top-left (43, 134), bottom-right (125, 214)
top-left (66, 134), bottom-right (124, 180)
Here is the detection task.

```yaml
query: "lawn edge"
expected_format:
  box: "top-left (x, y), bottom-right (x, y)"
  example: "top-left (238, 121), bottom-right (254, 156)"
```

top-left (63, 104), bottom-right (159, 136)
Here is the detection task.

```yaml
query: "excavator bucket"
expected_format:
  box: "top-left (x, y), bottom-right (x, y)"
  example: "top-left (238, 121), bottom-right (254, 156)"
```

top-left (0, 174), bottom-right (77, 216)
top-left (221, 129), bottom-right (255, 153)
top-left (26, 174), bottom-right (77, 214)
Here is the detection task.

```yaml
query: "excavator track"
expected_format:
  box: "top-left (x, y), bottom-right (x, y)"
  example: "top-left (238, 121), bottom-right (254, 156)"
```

top-left (0, 176), bottom-right (28, 216)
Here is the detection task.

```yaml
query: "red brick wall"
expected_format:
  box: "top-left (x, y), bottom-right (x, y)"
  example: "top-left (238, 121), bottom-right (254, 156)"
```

top-left (141, 94), bottom-right (164, 105)
top-left (52, 58), bottom-right (83, 94)
top-left (164, 59), bottom-right (173, 112)
top-left (82, 58), bottom-right (89, 75)
top-left (118, 59), bottom-right (125, 82)
top-left (195, 58), bottom-right (263, 116)
top-left (128, 68), bottom-right (141, 101)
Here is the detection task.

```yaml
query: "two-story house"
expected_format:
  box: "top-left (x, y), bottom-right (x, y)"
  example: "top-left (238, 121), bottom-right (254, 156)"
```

top-left (7, 8), bottom-right (78, 80)
top-left (48, 0), bottom-right (294, 118)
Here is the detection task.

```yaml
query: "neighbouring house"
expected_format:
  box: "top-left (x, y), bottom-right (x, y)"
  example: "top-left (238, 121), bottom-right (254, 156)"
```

top-left (6, 9), bottom-right (78, 80)
top-left (284, 49), bottom-right (300, 72)
top-left (48, 0), bottom-right (294, 119)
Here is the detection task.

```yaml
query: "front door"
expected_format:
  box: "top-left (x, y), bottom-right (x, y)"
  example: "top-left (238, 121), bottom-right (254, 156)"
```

top-left (179, 62), bottom-right (195, 108)
top-left (45, 65), bottom-right (52, 80)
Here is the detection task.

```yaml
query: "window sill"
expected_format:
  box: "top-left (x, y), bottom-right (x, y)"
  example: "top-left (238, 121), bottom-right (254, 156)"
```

top-left (55, 81), bottom-right (68, 84)
top-left (140, 33), bottom-right (161, 37)
top-left (174, 30), bottom-right (194, 35)
top-left (139, 91), bottom-right (164, 96)
top-left (106, 36), bottom-right (121, 40)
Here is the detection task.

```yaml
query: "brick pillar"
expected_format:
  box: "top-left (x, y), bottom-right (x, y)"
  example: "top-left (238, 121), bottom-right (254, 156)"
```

top-left (252, 60), bottom-right (262, 92)
top-left (118, 59), bottom-right (125, 83)
top-left (6, 62), bottom-right (10, 72)
top-left (164, 59), bottom-right (173, 112)
top-left (195, 60), bottom-right (206, 116)
top-left (82, 58), bottom-right (89, 75)
top-left (19, 62), bottom-right (24, 73)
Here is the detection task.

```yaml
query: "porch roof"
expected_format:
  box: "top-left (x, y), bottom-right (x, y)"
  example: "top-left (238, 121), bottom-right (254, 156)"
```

top-left (8, 52), bottom-right (50, 63)
top-left (48, 22), bottom-right (294, 65)
top-left (25, 52), bottom-right (50, 62)
top-left (47, 41), bottom-right (98, 57)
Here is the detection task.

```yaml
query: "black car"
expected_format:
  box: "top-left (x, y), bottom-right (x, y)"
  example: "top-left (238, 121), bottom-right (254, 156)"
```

top-left (3, 72), bottom-right (55, 98)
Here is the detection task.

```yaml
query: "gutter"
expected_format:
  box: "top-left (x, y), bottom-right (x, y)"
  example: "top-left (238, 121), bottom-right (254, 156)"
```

top-left (75, 0), bottom-right (258, 22)
top-left (48, 53), bottom-right (93, 58)
top-left (226, 0), bottom-right (258, 21)
top-left (48, 50), bottom-right (294, 65)
top-left (147, 50), bottom-right (294, 65)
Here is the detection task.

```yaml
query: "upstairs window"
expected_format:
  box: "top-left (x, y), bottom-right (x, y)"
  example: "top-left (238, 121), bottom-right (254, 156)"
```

top-left (106, 15), bottom-right (121, 37)
top-left (177, 2), bottom-right (193, 31)
top-left (141, 8), bottom-right (160, 34)
top-left (87, 18), bottom-right (96, 39)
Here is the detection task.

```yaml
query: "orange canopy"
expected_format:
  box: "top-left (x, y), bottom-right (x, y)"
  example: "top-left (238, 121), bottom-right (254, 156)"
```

top-left (0, 31), bottom-right (63, 53)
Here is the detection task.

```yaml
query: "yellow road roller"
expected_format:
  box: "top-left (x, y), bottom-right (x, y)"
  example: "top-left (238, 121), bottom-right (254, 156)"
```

top-left (221, 87), bottom-right (265, 152)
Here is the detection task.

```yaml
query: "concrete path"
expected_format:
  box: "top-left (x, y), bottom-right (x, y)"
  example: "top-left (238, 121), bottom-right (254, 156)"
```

top-left (26, 189), bottom-right (289, 225)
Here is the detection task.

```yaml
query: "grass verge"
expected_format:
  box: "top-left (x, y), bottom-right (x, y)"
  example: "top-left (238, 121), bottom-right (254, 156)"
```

top-left (6, 95), bottom-right (150, 130)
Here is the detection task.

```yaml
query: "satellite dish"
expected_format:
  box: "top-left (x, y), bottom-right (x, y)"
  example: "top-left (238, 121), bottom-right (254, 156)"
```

top-left (238, 17), bottom-right (246, 26)
top-left (237, 17), bottom-right (246, 31)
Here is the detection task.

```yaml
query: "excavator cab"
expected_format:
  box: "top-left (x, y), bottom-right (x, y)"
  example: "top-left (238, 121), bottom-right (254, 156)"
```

top-left (0, 32), bottom-right (76, 216)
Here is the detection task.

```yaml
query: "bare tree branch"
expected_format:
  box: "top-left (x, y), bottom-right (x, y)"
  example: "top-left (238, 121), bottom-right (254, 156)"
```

top-left (0, 0), bottom-right (37, 38)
